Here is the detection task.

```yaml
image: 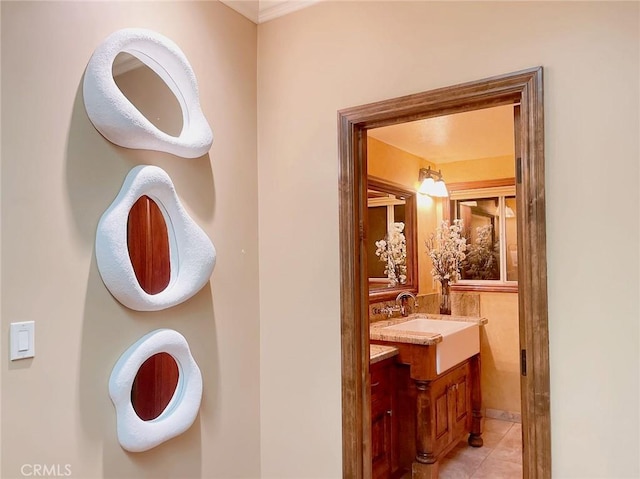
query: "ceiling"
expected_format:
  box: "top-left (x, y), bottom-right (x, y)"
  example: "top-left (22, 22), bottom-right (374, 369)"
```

top-left (220, 0), bottom-right (320, 24)
top-left (368, 105), bottom-right (515, 164)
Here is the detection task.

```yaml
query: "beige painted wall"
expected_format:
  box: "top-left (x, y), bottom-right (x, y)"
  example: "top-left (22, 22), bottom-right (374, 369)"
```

top-left (368, 137), bottom-right (426, 188)
top-left (452, 291), bottom-right (522, 415)
top-left (258, 2), bottom-right (639, 478)
top-left (478, 293), bottom-right (521, 415)
top-left (1, 2), bottom-right (259, 478)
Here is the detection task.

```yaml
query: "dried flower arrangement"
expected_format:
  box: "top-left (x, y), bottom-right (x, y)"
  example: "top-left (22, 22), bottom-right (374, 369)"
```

top-left (375, 222), bottom-right (407, 287)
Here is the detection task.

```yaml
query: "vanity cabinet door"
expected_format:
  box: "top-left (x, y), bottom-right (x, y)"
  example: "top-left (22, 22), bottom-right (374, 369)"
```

top-left (431, 360), bottom-right (472, 457)
top-left (450, 362), bottom-right (471, 441)
top-left (371, 359), bottom-right (394, 479)
top-left (431, 372), bottom-right (452, 456)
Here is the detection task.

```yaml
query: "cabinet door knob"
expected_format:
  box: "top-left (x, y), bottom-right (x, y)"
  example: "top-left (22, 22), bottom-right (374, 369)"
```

top-left (371, 382), bottom-right (380, 387)
top-left (386, 410), bottom-right (392, 416)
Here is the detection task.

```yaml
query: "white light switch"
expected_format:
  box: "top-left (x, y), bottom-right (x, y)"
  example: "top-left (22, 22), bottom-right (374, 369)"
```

top-left (18, 330), bottom-right (29, 352)
top-left (10, 321), bottom-right (35, 360)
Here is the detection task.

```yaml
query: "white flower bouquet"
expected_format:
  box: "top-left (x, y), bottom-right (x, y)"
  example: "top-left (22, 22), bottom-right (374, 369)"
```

top-left (426, 219), bottom-right (467, 283)
top-left (375, 222), bottom-right (407, 287)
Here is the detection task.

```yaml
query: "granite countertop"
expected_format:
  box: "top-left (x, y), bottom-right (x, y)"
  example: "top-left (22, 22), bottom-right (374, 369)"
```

top-left (370, 344), bottom-right (399, 364)
top-left (370, 313), bottom-right (488, 346)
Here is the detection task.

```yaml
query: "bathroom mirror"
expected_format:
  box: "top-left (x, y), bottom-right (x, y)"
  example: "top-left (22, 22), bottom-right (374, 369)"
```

top-left (367, 177), bottom-right (418, 301)
top-left (83, 28), bottom-right (213, 158)
top-left (112, 52), bottom-right (183, 137)
top-left (109, 328), bottom-right (203, 452)
top-left (96, 165), bottom-right (216, 311)
top-left (127, 195), bottom-right (172, 295)
top-left (131, 352), bottom-right (179, 421)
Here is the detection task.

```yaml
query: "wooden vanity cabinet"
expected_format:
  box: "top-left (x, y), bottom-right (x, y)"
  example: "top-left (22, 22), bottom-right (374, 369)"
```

top-left (429, 361), bottom-right (471, 459)
top-left (389, 358), bottom-right (474, 475)
top-left (372, 339), bottom-right (483, 479)
top-left (370, 357), bottom-right (400, 479)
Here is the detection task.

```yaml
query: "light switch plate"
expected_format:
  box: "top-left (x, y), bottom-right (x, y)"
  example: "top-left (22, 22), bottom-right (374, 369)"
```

top-left (10, 321), bottom-right (35, 360)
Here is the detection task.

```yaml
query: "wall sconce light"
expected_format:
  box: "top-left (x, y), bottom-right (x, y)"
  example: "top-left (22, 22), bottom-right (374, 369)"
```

top-left (418, 167), bottom-right (449, 197)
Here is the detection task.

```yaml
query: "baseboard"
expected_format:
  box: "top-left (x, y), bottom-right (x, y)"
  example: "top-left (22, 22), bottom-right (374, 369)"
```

top-left (485, 408), bottom-right (522, 423)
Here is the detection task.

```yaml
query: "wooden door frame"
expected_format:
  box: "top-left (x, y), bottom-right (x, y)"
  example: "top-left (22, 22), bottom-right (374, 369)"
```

top-left (338, 67), bottom-right (550, 478)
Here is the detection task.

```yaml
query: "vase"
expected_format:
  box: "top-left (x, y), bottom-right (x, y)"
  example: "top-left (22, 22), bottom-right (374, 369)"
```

top-left (439, 280), bottom-right (451, 315)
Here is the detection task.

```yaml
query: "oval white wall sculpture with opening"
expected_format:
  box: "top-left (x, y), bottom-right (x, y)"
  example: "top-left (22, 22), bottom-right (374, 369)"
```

top-left (109, 329), bottom-right (203, 452)
top-left (96, 165), bottom-right (216, 311)
top-left (83, 28), bottom-right (213, 158)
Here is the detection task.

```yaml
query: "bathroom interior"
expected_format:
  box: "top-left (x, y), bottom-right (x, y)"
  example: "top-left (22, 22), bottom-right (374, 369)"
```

top-left (366, 105), bottom-right (523, 479)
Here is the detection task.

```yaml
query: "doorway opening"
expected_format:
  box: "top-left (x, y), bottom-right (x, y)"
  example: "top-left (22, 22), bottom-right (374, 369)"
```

top-left (338, 68), bottom-right (550, 479)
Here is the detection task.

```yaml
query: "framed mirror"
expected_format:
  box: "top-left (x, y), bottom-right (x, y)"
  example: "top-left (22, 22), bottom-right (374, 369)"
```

top-left (83, 28), bottom-right (213, 158)
top-left (367, 176), bottom-right (418, 301)
top-left (128, 195), bottom-right (172, 295)
top-left (131, 352), bottom-right (179, 421)
top-left (96, 165), bottom-right (216, 312)
top-left (109, 329), bottom-right (203, 452)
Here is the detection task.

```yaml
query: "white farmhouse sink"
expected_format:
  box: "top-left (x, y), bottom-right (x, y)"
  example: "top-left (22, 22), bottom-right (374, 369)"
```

top-left (382, 318), bottom-right (480, 374)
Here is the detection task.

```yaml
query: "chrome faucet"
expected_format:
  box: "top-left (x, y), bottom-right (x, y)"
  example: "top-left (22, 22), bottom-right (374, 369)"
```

top-left (395, 291), bottom-right (418, 317)
top-left (374, 305), bottom-right (402, 317)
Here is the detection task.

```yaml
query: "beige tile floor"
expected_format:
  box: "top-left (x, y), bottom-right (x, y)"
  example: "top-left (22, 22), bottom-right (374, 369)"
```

top-left (398, 418), bottom-right (522, 479)
top-left (439, 418), bottom-right (523, 479)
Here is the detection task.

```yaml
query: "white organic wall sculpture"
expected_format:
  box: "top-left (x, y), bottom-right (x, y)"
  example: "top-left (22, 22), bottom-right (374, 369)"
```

top-left (83, 28), bottom-right (213, 158)
top-left (110, 329), bottom-right (203, 452)
top-left (96, 165), bottom-right (216, 311)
